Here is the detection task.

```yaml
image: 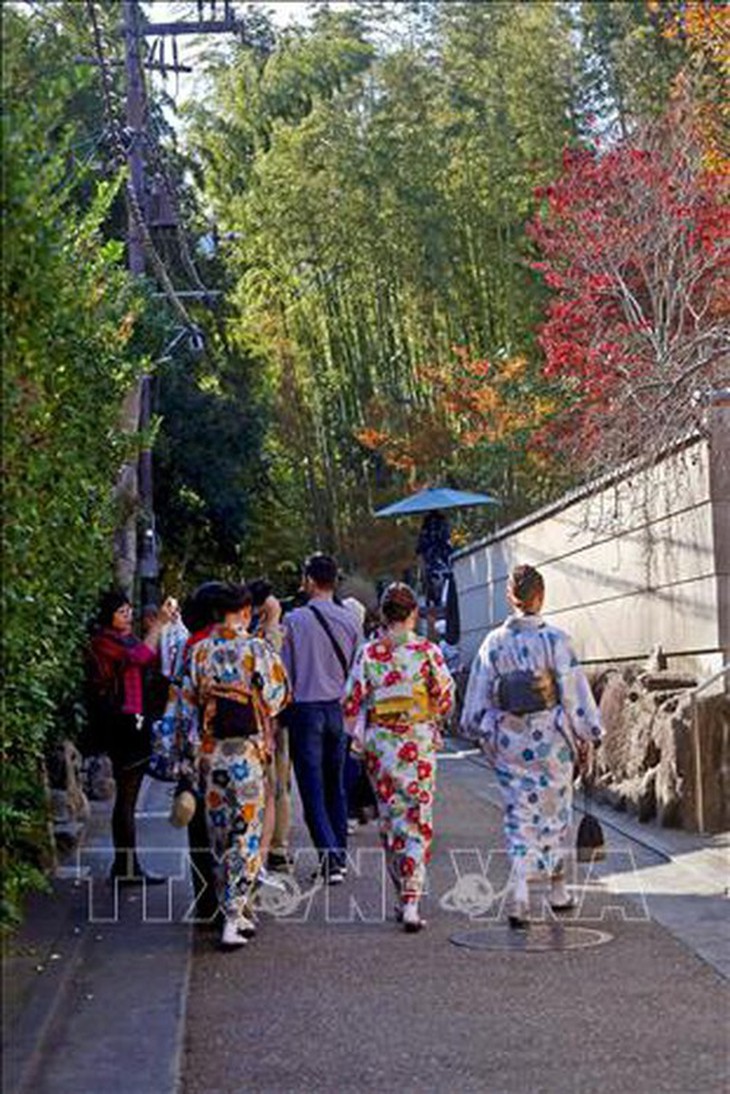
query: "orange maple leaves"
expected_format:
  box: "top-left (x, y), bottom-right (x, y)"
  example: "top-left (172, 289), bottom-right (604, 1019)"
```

top-left (649, 1), bottom-right (730, 175)
top-left (355, 347), bottom-right (557, 483)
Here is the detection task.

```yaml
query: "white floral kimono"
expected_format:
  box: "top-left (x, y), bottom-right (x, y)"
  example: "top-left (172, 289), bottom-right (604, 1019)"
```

top-left (461, 613), bottom-right (602, 874)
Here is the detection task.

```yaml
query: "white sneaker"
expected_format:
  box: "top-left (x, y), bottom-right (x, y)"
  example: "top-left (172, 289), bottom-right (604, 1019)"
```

top-left (310, 864), bottom-right (345, 885)
top-left (221, 918), bottom-right (248, 948)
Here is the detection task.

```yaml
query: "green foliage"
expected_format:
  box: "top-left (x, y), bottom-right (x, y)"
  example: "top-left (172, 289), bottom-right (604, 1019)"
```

top-left (153, 314), bottom-right (270, 588)
top-left (576, 1), bottom-right (686, 138)
top-left (1, 7), bottom-right (147, 927)
top-left (184, 0), bottom-right (696, 578)
top-left (187, 1), bottom-right (580, 571)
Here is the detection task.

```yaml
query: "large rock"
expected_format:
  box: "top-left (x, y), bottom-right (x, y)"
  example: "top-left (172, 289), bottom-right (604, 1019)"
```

top-left (595, 666), bottom-right (662, 784)
top-left (592, 659), bottom-right (728, 832)
top-left (47, 740), bottom-right (90, 823)
top-left (651, 692), bottom-right (688, 828)
top-left (595, 669), bottom-right (635, 781)
top-left (675, 692), bottom-right (730, 833)
top-left (83, 754), bottom-right (116, 802)
top-left (639, 670), bottom-right (698, 692)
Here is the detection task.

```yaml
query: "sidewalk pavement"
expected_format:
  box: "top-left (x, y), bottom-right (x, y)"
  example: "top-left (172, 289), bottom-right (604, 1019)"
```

top-left (3, 750), bottom-right (729, 1094)
top-left (454, 745), bottom-right (730, 979)
top-left (3, 778), bottom-right (191, 1094)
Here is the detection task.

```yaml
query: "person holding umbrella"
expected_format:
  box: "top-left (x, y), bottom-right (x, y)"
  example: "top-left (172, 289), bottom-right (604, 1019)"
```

top-left (416, 510), bottom-right (452, 606)
top-left (375, 486), bottom-right (499, 612)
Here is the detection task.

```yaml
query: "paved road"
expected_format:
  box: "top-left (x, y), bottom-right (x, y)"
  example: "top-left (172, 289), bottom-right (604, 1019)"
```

top-left (181, 758), bottom-right (730, 1094)
top-left (4, 757), bottom-right (727, 1094)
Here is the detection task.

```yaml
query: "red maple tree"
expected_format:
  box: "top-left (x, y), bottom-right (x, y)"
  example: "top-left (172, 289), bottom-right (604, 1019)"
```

top-left (528, 79), bottom-right (729, 468)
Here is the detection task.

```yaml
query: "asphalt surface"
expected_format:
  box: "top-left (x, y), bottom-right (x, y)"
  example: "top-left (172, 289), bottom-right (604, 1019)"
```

top-left (3, 754), bottom-right (728, 1094)
top-left (181, 757), bottom-right (730, 1094)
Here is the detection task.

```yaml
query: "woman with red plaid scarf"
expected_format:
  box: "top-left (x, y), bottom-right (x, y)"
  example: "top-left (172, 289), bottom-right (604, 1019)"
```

top-left (88, 590), bottom-right (171, 883)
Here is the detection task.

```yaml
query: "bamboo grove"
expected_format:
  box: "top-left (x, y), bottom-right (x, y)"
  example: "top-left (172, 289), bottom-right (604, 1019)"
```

top-left (185, 1), bottom-right (724, 579)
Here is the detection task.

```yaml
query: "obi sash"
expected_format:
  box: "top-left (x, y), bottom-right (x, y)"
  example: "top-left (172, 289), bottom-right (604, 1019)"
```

top-left (209, 695), bottom-right (260, 739)
top-left (495, 670), bottom-right (558, 716)
top-left (372, 681), bottom-right (432, 724)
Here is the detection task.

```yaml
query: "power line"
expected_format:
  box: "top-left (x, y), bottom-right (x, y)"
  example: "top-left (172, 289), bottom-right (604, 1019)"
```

top-left (86, 0), bottom-right (119, 130)
top-left (128, 15), bottom-right (213, 298)
top-left (81, 0), bottom-right (248, 597)
top-left (83, 1), bottom-right (198, 323)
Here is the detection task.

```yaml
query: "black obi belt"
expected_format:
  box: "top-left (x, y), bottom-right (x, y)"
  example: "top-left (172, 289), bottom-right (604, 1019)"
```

top-left (212, 696), bottom-right (259, 739)
top-left (496, 670), bottom-right (557, 716)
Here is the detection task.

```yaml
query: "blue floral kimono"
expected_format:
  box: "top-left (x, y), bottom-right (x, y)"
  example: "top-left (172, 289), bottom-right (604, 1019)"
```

top-left (461, 613), bottom-right (602, 874)
top-left (182, 627), bottom-right (290, 920)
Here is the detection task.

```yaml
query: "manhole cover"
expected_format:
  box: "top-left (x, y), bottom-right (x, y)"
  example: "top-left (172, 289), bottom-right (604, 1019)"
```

top-left (450, 924), bottom-right (613, 952)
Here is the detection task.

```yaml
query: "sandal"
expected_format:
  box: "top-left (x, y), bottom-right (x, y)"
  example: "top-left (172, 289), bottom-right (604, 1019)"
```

top-left (508, 913), bottom-right (529, 930)
top-left (507, 900), bottom-right (530, 930)
top-left (402, 903), bottom-right (426, 932)
top-left (549, 898), bottom-right (576, 914)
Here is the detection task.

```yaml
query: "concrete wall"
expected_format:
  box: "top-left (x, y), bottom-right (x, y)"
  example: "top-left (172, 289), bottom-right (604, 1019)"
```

top-left (454, 400), bottom-right (730, 677)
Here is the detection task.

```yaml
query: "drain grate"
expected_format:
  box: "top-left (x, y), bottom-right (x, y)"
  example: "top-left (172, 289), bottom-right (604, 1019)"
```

top-left (450, 924), bottom-right (613, 952)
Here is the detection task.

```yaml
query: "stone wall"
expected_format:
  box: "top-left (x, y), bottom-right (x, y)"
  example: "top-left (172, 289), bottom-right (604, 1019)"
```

top-left (454, 399), bottom-right (729, 677)
top-left (592, 664), bottom-right (730, 833)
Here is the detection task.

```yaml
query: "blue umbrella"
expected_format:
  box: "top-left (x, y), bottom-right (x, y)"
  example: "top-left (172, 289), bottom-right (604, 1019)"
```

top-left (374, 486), bottom-right (499, 517)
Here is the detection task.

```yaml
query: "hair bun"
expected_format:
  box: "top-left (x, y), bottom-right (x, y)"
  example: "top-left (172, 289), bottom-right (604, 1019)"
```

top-left (380, 582), bottom-right (418, 623)
top-left (509, 564), bottom-right (544, 606)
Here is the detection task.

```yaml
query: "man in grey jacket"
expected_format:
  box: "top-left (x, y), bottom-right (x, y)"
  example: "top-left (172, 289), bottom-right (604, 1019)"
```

top-left (282, 554), bottom-right (362, 883)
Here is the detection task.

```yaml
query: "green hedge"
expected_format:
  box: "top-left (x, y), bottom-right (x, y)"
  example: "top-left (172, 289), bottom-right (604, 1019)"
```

top-left (1, 12), bottom-right (148, 928)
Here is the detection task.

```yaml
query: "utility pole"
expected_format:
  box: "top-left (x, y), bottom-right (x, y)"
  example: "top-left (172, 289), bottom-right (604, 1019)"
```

top-left (112, 0), bottom-right (246, 603)
top-left (124, 0), bottom-right (145, 277)
top-left (113, 0), bottom-right (152, 601)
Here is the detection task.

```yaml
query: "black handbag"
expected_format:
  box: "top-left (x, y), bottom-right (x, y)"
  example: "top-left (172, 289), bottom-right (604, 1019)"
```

top-left (576, 777), bottom-right (606, 862)
top-left (212, 696), bottom-right (259, 739)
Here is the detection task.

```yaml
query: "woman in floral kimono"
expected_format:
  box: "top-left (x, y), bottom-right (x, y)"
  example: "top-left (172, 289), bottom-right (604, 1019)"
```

top-left (343, 583), bottom-right (453, 932)
top-left (182, 583), bottom-right (290, 949)
top-left (461, 564), bottom-right (602, 928)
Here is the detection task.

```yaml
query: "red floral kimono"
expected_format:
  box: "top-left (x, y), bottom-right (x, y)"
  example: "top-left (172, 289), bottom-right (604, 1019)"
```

top-left (343, 632), bottom-right (453, 906)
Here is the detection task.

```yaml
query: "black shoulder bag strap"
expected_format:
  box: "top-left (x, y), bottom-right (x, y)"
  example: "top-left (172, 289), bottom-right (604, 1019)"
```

top-left (307, 604), bottom-right (351, 681)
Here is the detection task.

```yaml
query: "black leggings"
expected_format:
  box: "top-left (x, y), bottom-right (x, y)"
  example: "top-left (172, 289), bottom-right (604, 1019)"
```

top-left (110, 758), bottom-right (147, 875)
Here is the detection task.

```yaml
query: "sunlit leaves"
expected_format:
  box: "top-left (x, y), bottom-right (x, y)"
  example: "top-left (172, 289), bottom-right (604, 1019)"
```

top-left (2, 4), bottom-right (148, 926)
top-left (528, 79), bottom-right (729, 470)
